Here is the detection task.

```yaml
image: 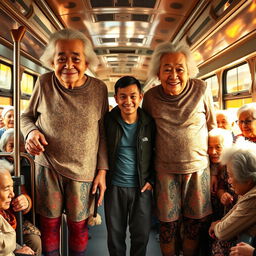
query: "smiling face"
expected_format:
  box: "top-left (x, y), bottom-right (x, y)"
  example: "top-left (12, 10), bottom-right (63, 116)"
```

top-left (115, 84), bottom-right (143, 122)
top-left (158, 52), bottom-right (189, 96)
top-left (208, 136), bottom-right (223, 164)
top-left (3, 110), bottom-right (14, 129)
top-left (238, 110), bottom-right (256, 139)
top-left (0, 171), bottom-right (14, 210)
top-left (52, 39), bottom-right (88, 89)
top-left (216, 113), bottom-right (232, 130)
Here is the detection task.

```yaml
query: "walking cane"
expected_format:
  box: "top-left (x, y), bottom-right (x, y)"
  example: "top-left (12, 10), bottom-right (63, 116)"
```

top-left (10, 26), bottom-right (26, 245)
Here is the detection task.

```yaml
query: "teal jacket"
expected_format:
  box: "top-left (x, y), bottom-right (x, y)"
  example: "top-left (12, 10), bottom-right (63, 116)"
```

top-left (104, 106), bottom-right (155, 189)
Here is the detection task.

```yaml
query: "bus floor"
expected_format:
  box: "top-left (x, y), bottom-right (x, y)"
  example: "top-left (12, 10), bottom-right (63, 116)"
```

top-left (87, 204), bottom-right (162, 255)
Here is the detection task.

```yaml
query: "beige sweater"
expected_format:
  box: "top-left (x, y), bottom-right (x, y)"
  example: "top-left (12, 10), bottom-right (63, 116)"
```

top-left (143, 79), bottom-right (216, 174)
top-left (214, 186), bottom-right (256, 241)
top-left (21, 72), bottom-right (109, 181)
top-left (0, 215), bottom-right (16, 256)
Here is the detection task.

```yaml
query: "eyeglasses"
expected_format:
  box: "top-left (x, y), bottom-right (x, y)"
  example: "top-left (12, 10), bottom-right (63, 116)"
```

top-left (236, 119), bottom-right (256, 126)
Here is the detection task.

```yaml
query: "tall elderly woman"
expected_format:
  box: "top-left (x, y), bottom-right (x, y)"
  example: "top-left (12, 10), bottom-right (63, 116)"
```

top-left (21, 29), bottom-right (109, 256)
top-left (237, 103), bottom-right (256, 142)
top-left (209, 139), bottom-right (256, 251)
top-left (143, 42), bottom-right (216, 256)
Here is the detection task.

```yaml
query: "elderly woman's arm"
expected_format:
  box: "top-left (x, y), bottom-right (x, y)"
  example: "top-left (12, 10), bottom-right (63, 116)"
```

top-left (214, 198), bottom-right (256, 241)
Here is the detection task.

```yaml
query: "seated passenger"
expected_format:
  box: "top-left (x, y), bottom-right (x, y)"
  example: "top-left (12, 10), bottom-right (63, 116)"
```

top-left (0, 159), bottom-right (35, 255)
top-left (0, 129), bottom-right (42, 255)
top-left (0, 106), bottom-right (5, 128)
top-left (236, 103), bottom-right (256, 143)
top-left (209, 139), bottom-right (256, 255)
top-left (0, 106), bottom-right (14, 138)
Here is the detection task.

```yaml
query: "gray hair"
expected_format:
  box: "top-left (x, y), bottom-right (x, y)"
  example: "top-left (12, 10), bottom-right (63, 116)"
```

top-left (208, 128), bottom-right (233, 148)
top-left (40, 28), bottom-right (99, 70)
top-left (216, 110), bottom-right (235, 124)
top-left (148, 42), bottom-right (199, 80)
top-left (0, 128), bottom-right (24, 152)
top-left (0, 159), bottom-right (13, 175)
top-left (220, 138), bottom-right (256, 184)
top-left (237, 103), bottom-right (256, 119)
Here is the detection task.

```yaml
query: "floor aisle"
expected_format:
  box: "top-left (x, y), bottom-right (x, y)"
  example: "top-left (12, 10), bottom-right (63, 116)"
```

top-left (87, 205), bottom-right (162, 256)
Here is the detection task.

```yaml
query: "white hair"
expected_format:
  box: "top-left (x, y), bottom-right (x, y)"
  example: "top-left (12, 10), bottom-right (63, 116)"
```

top-left (220, 138), bottom-right (256, 183)
top-left (216, 110), bottom-right (235, 124)
top-left (237, 103), bottom-right (256, 119)
top-left (1, 106), bottom-right (14, 119)
top-left (0, 159), bottom-right (13, 175)
top-left (40, 28), bottom-right (99, 70)
top-left (0, 128), bottom-right (24, 152)
top-left (148, 42), bottom-right (199, 80)
top-left (208, 128), bottom-right (233, 148)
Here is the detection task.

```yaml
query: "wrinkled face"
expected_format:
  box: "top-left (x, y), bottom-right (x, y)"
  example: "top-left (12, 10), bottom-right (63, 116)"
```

top-left (4, 138), bottom-right (25, 154)
top-left (0, 109), bottom-right (4, 128)
top-left (227, 162), bottom-right (253, 195)
top-left (3, 110), bottom-right (14, 129)
top-left (217, 113), bottom-right (232, 130)
top-left (0, 171), bottom-right (14, 210)
top-left (158, 52), bottom-right (189, 96)
top-left (208, 136), bottom-right (223, 164)
top-left (52, 39), bottom-right (88, 89)
top-left (115, 84), bottom-right (143, 120)
top-left (238, 110), bottom-right (256, 139)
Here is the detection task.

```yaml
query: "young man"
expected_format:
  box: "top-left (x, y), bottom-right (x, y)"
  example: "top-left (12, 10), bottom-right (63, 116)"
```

top-left (104, 76), bottom-right (155, 256)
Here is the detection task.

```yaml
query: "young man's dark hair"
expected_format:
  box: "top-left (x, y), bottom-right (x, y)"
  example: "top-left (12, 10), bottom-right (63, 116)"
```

top-left (114, 76), bottom-right (142, 94)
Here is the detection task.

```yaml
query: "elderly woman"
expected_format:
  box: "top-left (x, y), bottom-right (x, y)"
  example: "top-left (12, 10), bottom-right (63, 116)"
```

top-left (142, 42), bottom-right (216, 255)
top-left (236, 103), bottom-right (256, 142)
top-left (209, 139), bottom-right (256, 253)
top-left (0, 129), bottom-right (42, 255)
top-left (0, 106), bottom-right (14, 138)
top-left (0, 159), bottom-right (35, 255)
top-left (21, 29), bottom-right (109, 256)
top-left (0, 106), bottom-right (5, 128)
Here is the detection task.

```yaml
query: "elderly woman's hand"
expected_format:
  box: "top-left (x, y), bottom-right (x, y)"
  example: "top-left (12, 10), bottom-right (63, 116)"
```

top-left (12, 194), bottom-right (29, 212)
top-left (208, 220), bottom-right (220, 239)
top-left (25, 129), bottom-right (48, 155)
top-left (220, 192), bottom-right (234, 206)
top-left (230, 242), bottom-right (255, 256)
top-left (15, 245), bottom-right (35, 255)
top-left (92, 169), bottom-right (107, 206)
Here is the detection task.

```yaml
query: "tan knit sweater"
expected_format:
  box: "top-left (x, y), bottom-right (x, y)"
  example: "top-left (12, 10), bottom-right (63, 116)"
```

top-left (214, 186), bottom-right (256, 241)
top-left (143, 79), bottom-right (216, 174)
top-left (21, 72), bottom-right (109, 181)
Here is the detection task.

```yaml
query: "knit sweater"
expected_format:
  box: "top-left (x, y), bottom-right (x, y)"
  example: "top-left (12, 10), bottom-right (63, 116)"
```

top-left (143, 78), bottom-right (216, 174)
top-left (214, 186), bottom-right (256, 241)
top-left (21, 72), bottom-right (109, 181)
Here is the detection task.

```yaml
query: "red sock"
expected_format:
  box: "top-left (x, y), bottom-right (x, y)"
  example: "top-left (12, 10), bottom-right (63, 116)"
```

top-left (67, 218), bottom-right (88, 255)
top-left (40, 215), bottom-right (61, 256)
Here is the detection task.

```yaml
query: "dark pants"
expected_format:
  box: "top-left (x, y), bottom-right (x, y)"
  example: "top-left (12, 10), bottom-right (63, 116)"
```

top-left (104, 185), bottom-right (152, 256)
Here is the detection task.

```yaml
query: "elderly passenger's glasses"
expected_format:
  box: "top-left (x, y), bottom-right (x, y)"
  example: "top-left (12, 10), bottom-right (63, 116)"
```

top-left (236, 119), bottom-right (256, 126)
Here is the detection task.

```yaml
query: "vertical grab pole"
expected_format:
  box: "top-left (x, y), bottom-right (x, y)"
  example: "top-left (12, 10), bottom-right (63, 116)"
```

top-left (10, 26), bottom-right (26, 245)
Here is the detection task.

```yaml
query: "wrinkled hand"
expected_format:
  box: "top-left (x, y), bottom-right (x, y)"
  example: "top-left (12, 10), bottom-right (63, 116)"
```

top-left (208, 220), bottom-right (220, 239)
top-left (92, 170), bottom-right (106, 206)
top-left (229, 242), bottom-right (255, 256)
top-left (25, 129), bottom-right (48, 156)
top-left (15, 245), bottom-right (35, 255)
top-left (220, 192), bottom-right (233, 206)
top-left (211, 175), bottom-right (218, 193)
top-left (12, 194), bottom-right (29, 212)
top-left (141, 182), bottom-right (153, 192)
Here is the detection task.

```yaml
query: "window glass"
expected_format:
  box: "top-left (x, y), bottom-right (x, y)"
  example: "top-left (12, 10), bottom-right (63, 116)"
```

top-left (0, 63), bottom-right (12, 90)
top-left (204, 75), bottom-right (219, 98)
top-left (0, 97), bottom-right (12, 105)
top-left (21, 99), bottom-right (30, 111)
top-left (21, 72), bottom-right (34, 95)
top-left (225, 98), bottom-right (252, 109)
top-left (225, 63), bottom-right (251, 93)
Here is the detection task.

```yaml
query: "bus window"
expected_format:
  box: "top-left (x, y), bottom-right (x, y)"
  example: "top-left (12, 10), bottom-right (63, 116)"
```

top-left (225, 98), bottom-right (252, 109)
top-left (21, 72), bottom-right (34, 96)
top-left (0, 96), bottom-right (12, 105)
top-left (225, 63), bottom-right (251, 94)
top-left (0, 62), bottom-right (12, 91)
top-left (21, 99), bottom-right (30, 111)
top-left (204, 75), bottom-right (219, 100)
